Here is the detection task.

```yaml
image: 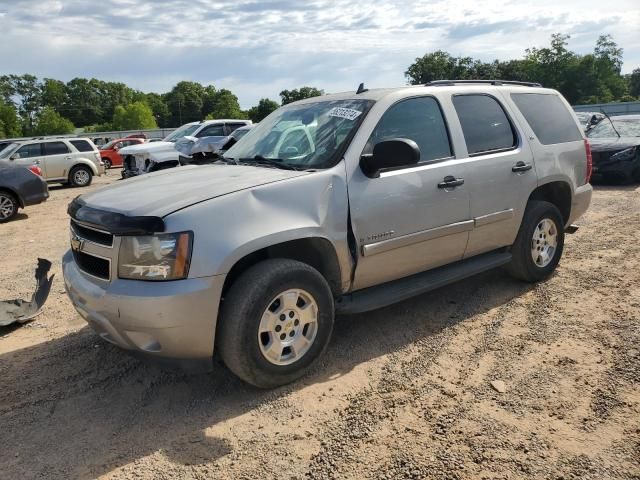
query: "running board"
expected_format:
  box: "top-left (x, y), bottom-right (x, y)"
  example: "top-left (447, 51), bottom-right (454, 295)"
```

top-left (335, 251), bottom-right (512, 315)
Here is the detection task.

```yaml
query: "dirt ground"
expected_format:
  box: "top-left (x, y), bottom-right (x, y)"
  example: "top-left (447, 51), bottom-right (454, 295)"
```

top-left (0, 171), bottom-right (638, 480)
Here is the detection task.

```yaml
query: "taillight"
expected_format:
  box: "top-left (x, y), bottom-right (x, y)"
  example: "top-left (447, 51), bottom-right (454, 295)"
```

top-left (28, 165), bottom-right (42, 176)
top-left (584, 138), bottom-right (592, 184)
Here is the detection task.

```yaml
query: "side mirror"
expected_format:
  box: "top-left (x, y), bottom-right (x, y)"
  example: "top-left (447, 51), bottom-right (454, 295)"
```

top-left (360, 139), bottom-right (420, 178)
top-left (10, 153), bottom-right (20, 161)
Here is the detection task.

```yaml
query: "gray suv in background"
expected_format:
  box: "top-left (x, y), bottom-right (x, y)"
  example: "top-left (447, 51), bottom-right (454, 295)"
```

top-left (0, 138), bottom-right (104, 187)
top-left (63, 80), bottom-right (592, 388)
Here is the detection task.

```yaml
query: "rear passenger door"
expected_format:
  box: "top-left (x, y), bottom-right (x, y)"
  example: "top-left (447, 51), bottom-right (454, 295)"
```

top-left (41, 141), bottom-right (73, 180)
top-left (451, 94), bottom-right (537, 258)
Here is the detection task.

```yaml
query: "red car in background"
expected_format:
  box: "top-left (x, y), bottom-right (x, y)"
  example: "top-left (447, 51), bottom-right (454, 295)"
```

top-left (99, 138), bottom-right (145, 169)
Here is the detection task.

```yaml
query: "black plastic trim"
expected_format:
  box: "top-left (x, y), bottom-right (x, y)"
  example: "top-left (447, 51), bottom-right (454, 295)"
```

top-left (68, 196), bottom-right (165, 235)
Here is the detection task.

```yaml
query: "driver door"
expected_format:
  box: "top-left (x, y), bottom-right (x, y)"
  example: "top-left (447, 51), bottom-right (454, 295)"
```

top-left (348, 96), bottom-right (472, 290)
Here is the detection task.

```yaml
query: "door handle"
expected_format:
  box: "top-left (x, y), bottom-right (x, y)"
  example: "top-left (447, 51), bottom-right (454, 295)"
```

top-left (33, 160), bottom-right (40, 165)
top-left (438, 176), bottom-right (465, 189)
top-left (65, 156), bottom-right (72, 160)
top-left (512, 161), bottom-right (533, 173)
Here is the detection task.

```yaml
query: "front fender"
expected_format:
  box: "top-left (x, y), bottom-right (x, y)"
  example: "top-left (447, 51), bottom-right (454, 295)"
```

top-left (163, 166), bottom-right (353, 292)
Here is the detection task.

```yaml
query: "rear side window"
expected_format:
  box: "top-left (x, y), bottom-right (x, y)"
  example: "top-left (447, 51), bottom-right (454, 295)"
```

top-left (367, 96), bottom-right (452, 162)
top-left (227, 123), bottom-right (247, 133)
top-left (43, 141), bottom-right (70, 155)
top-left (511, 93), bottom-right (582, 145)
top-left (196, 124), bottom-right (225, 137)
top-left (70, 140), bottom-right (95, 152)
top-left (452, 95), bottom-right (516, 155)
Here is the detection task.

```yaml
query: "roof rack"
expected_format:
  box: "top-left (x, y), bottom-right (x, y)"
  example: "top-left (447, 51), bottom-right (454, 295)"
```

top-left (426, 79), bottom-right (542, 87)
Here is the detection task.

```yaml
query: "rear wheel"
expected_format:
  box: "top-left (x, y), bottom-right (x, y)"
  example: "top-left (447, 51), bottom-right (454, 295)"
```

top-left (506, 200), bottom-right (565, 282)
top-left (69, 165), bottom-right (93, 187)
top-left (217, 259), bottom-right (335, 388)
top-left (0, 191), bottom-right (19, 223)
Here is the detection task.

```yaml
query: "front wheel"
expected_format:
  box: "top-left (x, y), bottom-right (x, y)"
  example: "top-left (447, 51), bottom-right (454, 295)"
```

top-left (102, 158), bottom-right (112, 169)
top-left (217, 259), bottom-right (335, 388)
top-left (506, 200), bottom-right (565, 283)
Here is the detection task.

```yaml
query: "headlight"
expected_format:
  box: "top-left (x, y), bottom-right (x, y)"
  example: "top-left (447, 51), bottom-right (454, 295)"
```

top-left (118, 232), bottom-right (193, 281)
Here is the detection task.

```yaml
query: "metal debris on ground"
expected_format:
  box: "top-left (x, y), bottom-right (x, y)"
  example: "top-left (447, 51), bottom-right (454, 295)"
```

top-left (0, 258), bottom-right (54, 327)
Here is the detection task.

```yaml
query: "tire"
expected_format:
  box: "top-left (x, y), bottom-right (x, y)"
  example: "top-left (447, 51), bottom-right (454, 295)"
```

top-left (0, 191), bottom-right (19, 223)
top-left (217, 259), bottom-right (335, 388)
top-left (506, 200), bottom-right (565, 283)
top-left (102, 158), bottom-right (112, 169)
top-left (69, 165), bottom-right (93, 187)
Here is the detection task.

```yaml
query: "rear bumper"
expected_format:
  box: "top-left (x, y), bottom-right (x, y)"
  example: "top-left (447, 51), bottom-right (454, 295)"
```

top-left (22, 177), bottom-right (49, 206)
top-left (568, 183), bottom-right (592, 226)
top-left (62, 250), bottom-right (226, 372)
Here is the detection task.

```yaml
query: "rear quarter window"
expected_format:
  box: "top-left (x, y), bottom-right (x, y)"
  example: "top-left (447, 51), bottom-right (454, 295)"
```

top-left (70, 140), bottom-right (96, 152)
top-left (511, 93), bottom-right (582, 145)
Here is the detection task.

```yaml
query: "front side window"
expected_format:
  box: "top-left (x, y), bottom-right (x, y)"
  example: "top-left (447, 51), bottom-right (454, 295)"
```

top-left (365, 96), bottom-right (452, 162)
top-left (225, 99), bottom-right (374, 169)
top-left (226, 123), bottom-right (247, 133)
top-left (196, 124), bottom-right (225, 137)
top-left (16, 143), bottom-right (42, 158)
top-left (43, 141), bottom-right (70, 156)
top-left (511, 93), bottom-right (582, 145)
top-left (453, 95), bottom-right (516, 155)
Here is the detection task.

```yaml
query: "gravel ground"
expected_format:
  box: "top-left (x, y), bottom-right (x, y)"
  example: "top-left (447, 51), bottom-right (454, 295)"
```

top-left (0, 172), bottom-right (638, 480)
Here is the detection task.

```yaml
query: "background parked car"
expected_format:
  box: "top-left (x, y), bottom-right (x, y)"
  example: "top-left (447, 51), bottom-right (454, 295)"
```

top-left (587, 114), bottom-right (640, 183)
top-left (175, 124), bottom-right (254, 165)
top-left (119, 119), bottom-right (251, 178)
top-left (99, 138), bottom-right (145, 169)
top-left (91, 137), bottom-right (112, 148)
top-left (0, 163), bottom-right (48, 222)
top-left (0, 138), bottom-right (104, 187)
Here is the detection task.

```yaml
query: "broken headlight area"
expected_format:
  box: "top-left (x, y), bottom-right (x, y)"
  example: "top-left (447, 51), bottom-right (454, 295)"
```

top-left (118, 232), bottom-right (193, 281)
top-left (610, 146), bottom-right (639, 162)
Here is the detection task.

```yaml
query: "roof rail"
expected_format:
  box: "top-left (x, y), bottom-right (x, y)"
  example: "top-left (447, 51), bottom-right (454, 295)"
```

top-left (426, 79), bottom-right (542, 87)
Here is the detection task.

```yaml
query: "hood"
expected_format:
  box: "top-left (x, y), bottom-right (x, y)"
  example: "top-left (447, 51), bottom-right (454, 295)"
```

top-left (119, 141), bottom-right (174, 156)
top-left (588, 136), bottom-right (640, 152)
top-left (76, 164), bottom-right (310, 218)
top-left (174, 135), bottom-right (227, 157)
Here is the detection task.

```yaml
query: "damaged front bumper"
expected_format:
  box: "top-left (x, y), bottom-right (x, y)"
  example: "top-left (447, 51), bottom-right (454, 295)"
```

top-left (62, 250), bottom-right (225, 372)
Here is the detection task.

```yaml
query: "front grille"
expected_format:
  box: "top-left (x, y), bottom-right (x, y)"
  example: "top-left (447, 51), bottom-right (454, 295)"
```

top-left (71, 221), bottom-right (113, 247)
top-left (73, 250), bottom-right (110, 280)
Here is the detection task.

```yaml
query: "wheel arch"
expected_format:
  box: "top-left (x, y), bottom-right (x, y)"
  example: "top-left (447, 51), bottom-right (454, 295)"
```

top-left (70, 160), bottom-right (98, 176)
top-left (527, 180), bottom-right (572, 226)
top-left (0, 186), bottom-right (23, 208)
top-left (222, 237), bottom-right (344, 299)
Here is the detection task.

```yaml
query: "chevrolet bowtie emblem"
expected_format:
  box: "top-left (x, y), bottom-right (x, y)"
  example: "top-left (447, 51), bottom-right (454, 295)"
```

top-left (70, 232), bottom-right (85, 252)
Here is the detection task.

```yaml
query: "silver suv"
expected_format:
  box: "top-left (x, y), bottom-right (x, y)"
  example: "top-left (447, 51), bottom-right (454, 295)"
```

top-left (0, 138), bottom-right (104, 187)
top-left (63, 80), bottom-right (592, 387)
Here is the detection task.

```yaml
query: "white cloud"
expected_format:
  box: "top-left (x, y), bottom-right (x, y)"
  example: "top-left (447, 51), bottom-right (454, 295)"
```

top-left (0, 0), bottom-right (638, 108)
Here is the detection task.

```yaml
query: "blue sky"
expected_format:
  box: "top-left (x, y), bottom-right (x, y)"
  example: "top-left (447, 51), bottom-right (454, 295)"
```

top-left (0, 0), bottom-right (638, 108)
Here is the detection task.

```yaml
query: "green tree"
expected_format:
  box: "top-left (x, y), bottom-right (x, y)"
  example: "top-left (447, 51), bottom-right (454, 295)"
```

top-left (0, 100), bottom-right (21, 138)
top-left (247, 98), bottom-right (279, 122)
top-left (165, 81), bottom-right (205, 125)
top-left (145, 92), bottom-right (170, 127)
top-left (279, 87), bottom-right (324, 105)
top-left (41, 78), bottom-right (67, 113)
top-left (10, 74), bottom-right (43, 132)
top-left (405, 50), bottom-right (477, 84)
top-left (63, 78), bottom-right (104, 127)
top-left (629, 68), bottom-right (640, 98)
top-left (32, 107), bottom-right (74, 136)
top-left (206, 89), bottom-right (245, 119)
top-left (111, 102), bottom-right (158, 130)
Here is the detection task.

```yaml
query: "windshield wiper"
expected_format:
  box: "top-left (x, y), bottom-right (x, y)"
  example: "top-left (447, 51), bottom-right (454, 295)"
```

top-left (238, 155), bottom-right (299, 170)
top-left (219, 156), bottom-right (238, 165)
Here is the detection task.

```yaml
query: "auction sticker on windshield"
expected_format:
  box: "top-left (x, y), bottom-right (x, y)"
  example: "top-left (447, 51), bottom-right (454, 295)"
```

top-left (328, 107), bottom-right (362, 121)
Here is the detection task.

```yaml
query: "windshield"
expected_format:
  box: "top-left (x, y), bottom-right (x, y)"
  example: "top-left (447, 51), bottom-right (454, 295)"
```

top-left (0, 142), bottom-right (19, 158)
top-left (163, 124), bottom-right (200, 143)
top-left (101, 140), bottom-right (118, 150)
top-left (225, 99), bottom-right (374, 169)
top-left (588, 118), bottom-right (640, 138)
